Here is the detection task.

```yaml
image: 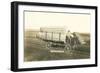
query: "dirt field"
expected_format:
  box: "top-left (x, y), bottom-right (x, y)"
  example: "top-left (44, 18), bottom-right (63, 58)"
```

top-left (24, 30), bottom-right (90, 62)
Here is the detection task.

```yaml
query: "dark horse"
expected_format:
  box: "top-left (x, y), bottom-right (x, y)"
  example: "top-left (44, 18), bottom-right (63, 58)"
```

top-left (65, 32), bottom-right (81, 50)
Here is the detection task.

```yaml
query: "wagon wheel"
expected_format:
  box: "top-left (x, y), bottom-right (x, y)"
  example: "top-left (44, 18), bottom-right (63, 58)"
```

top-left (64, 44), bottom-right (70, 50)
top-left (46, 42), bottom-right (52, 49)
top-left (64, 44), bottom-right (71, 52)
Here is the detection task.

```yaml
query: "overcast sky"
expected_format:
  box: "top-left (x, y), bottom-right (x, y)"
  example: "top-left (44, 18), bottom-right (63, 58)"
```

top-left (25, 11), bottom-right (90, 33)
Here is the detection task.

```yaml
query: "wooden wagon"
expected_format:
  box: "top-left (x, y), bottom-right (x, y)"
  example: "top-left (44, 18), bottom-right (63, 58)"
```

top-left (37, 27), bottom-right (71, 53)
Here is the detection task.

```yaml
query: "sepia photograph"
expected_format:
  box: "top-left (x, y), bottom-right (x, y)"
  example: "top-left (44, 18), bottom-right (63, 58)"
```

top-left (11, 1), bottom-right (97, 71)
top-left (24, 11), bottom-right (90, 62)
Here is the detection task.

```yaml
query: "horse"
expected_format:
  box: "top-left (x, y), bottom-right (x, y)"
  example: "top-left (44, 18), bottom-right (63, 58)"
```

top-left (65, 32), bottom-right (81, 50)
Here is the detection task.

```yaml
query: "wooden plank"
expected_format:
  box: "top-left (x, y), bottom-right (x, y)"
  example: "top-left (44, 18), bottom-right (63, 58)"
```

top-left (45, 32), bottom-right (47, 39)
top-left (51, 32), bottom-right (53, 40)
top-left (59, 33), bottom-right (61, 41)
top-left (40, 27), bottom-right (66, 33)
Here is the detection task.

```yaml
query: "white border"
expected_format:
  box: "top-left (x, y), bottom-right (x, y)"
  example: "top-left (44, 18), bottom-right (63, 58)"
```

top-left (18, 5), bottom-right (96, 68)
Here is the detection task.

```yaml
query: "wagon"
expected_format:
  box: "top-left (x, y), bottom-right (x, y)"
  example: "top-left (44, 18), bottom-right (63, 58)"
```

top-left (37, 27), bottom-right (83, 53)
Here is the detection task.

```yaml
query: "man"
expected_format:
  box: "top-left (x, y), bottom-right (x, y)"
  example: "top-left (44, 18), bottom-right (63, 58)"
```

top-left (66, 30), bottom-right (73, 44)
